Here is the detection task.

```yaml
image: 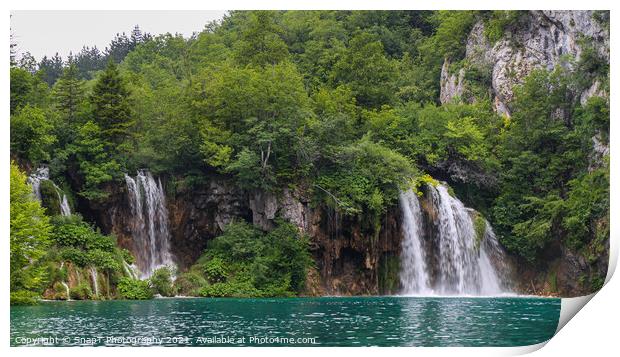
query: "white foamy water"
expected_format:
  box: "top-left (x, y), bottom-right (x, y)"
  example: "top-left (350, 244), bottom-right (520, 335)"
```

top-left (399, 183), bottom-right (513, 296)
top-left (124, 170), bottom-right (175, 278)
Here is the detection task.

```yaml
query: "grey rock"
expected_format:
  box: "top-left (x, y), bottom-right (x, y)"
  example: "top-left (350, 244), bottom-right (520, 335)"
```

top-left (461, 11), bottom-right (608, 116)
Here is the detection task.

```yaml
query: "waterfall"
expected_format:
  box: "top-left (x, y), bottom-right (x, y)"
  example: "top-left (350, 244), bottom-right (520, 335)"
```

top-left (59, 262), bottom-right (71, 301)
top-left (59, 194), bottom-right (71, 216)
top-left (123, 261), bottom-right (139, 280)
top-left (399, 190), bottom-right (431, 294)
top-left (27, 166), bottom-right (72, 216)
top-left (399, 183), bottom-right (512, 296)
top-left (61, 282), bottom-right (71, 301)
top-left (124, 170), bottom-right (175, 278)
top-left (90, 267), bottom-right (99, 297)
top-left (27, 166), bottom-right (48, 201)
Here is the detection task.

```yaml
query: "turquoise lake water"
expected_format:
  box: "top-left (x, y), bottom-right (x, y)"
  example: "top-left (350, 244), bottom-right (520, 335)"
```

top-left (10, 296), bottom-right (560, 347)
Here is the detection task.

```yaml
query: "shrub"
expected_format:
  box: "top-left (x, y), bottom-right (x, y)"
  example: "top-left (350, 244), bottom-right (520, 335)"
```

top-left (150, 267), bottom-right (176, 297)
top-left (59, 247), bottom-right (90, 267)
top-left (203, 257), bottom-right (227, 283)
top-left (199, 280), bottom-right (260, 298)
top-left (472, 212), bottom-right (487, 250)
top-left (10, 290), bottom-right (39, 305)
top-left (120, 249), bottom-right (135, 264)
top-left (39, 180), bottom-right (62, 216)
top-left (117, 277), bottom-right (153, 300)
top-left (51, 216), bottom-right (93, 248)
top-left (87, 249), bottom-right (121, 272)
top-left (85, 231), bottom-right (117, 251)
top-left (70, 282), bottom-right (92, 300)
top-left (174, 271), bottom-right (207, 296)
top-left (52, 281), bottom-right (70, 300)
top-left (192, 220), bottom-right (311, 297)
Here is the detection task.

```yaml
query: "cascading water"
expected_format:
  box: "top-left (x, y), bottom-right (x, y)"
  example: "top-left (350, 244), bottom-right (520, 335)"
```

top-left (59, 195), bottom-right (71, 216)
top-left (61, 282), bottom-right (71, 301)
top-left (399, 190), bottom-right (431, 294)
top-left (90, 267), bottom-right (99, 297)
top-left (124, 170), bottom-right (175, 278)
top-left (122, 261), bottom-right (139, 280)
top-left (28, 166), bottom-right (72, 216)
top-left (28, 166), bottom-right (48, 202)
top-left (399, 183), bottom-right (512, 296)
top-left (59, 262), bottom-right (71, 301)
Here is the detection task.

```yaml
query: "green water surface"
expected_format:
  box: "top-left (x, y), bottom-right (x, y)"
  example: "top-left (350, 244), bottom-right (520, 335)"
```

top-left (10, 296), bottom-right (560, 347)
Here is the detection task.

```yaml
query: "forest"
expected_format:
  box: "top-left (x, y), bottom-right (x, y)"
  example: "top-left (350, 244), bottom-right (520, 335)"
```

top-left (10, 11), bottom-right (609, 304)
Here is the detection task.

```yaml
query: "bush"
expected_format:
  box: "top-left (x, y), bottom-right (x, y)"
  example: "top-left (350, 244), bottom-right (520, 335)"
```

top-left (191, 220), bottom-right (311, 297)
top-left (203, 257), bottom-right (227, 283)
top-left (39, 180), bottom-right (62, 216)
top-left (70, 282), bottom-right (92, 300)
top-left (10, 290), bottom-right (39, 305)
top-left (117, 277), bottom-right (153, 300)
top-left (174, 271), bottom-right (207, 296)
top-left (51, 215), bottom-right (95, 248)
top-left (199, 280), bottom-right (260, 298)
top-left (150, 267), bottom-right (176, 297)
top-left (120, 249), bottom-right (135, 264)
top-left (87, 249), bottom-right (121, 272)
top-left (59, 247), bottom-right (90, 267)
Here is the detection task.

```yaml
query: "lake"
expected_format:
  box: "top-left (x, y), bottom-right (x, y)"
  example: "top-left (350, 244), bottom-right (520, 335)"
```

top-left (10, 296), bottom-right (560, 347)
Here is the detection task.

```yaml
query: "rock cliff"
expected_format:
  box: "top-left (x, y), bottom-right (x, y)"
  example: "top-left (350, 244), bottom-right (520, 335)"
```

top-left (440, 10), bottom-right (609, 115)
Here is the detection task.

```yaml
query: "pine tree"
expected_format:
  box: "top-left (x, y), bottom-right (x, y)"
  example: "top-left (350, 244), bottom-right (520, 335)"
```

top-left (90, 60), bottom-right (133, 144)
top-left (53, 64), bottom-right (85, 123)
top-left (130, 25), bottom-right (143, 48)
top-left (38, 52), bottom-right (64, 85)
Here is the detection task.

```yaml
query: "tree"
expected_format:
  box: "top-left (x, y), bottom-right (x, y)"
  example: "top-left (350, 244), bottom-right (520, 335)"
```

top-left (53, 64), bottom-right (86, 123)
top-left (10, 162), bottom-right (51, 301)
top-left (192, 61), bottom-right (312, 189)
top-left (90, 60), bottom-right (134, 146)
top-left (18, 52), bottom-right (38, 73)
top-left (234, 11), bottom-right (289, 67)
top-left (331, 31), bottom-right (397, 108)
top-left (130, 25), bottom-right (144, 48)
top-left (10, 105), bottom-right (56, 163)
top-left (105, 32), bottom-right (132, 63)
top-left (38, 52), bottom-right (64, 85)
top-left (69, 121), bottom-right (121, 200)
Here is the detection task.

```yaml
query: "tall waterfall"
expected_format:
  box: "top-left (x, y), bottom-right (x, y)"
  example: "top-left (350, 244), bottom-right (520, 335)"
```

top-left (399, 190), bottom-right (431, 294)
top-left (399, 184), bottom-right (512, 296)
top-left (124, 170), bottom-right (175, 278)
top-left (28, 166), bottom-right (71, 216)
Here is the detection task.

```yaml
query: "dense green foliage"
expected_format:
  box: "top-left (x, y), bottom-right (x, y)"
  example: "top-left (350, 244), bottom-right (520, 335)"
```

top-left (150, 267), bottom-right (176, 297)
top-left (10, 163), bottom-right (51, 304)
top-left (180, 221), bottom-right (312, 297)
top-left (117, 277), bottom-right (154, 300)
top-left (492, 69), bottom-right (610, 263)
top-left (10, 11), bottom-right (609, 297)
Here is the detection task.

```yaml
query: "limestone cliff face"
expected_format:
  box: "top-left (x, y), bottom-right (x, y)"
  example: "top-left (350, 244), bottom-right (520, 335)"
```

top-left (167, 178), bottom-right (250, 268)
top-left (247, 188), bottom-right (402, 296)
top-left (85, 177), bottom-right (401, 295)
top-left (440, 11), bottom-right (609, 114)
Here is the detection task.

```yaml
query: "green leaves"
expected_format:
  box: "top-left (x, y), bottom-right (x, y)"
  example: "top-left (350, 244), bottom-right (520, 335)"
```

top-left (10, 105), bottom-right (57, 164)
top-left (117, 277), bottom-right (153, 300)
top-left (90, 60), bottom-right (133, 145)
top-left (234, 11), bottom-right (290, 67)
top-left (331, 31), bottom-right (397, 108)
top-left (316, 136), bottom-right (416, 216)
top-left (192, 220), bottom-right (311, 297)
top-left (10, 163), bottom-right (51, 294)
